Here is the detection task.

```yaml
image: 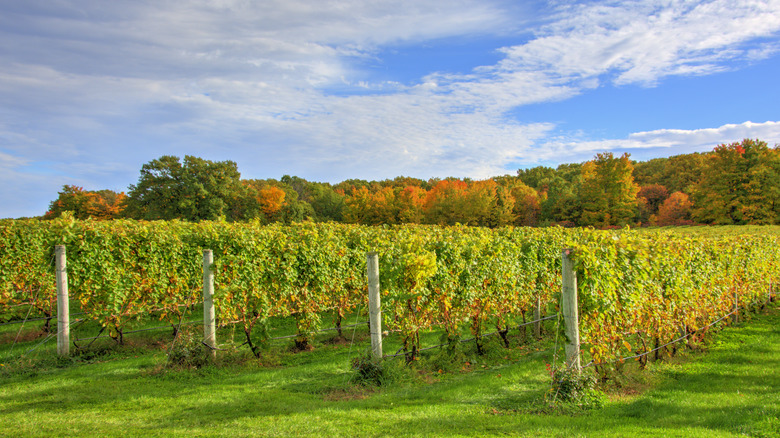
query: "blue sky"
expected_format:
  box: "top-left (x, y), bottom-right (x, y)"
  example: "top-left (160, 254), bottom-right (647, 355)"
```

top-left (1, 0), bottom-right (780, 218)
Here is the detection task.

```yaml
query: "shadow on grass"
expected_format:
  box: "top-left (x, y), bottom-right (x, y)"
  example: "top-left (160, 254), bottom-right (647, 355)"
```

top-left (0, 307), bottom-right (776, 437)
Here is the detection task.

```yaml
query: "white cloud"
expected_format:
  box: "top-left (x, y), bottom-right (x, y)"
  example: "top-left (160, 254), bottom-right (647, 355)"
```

top-left (1, 1), bottom-right (780, 216)
top-left (469, 0), bottom-right (780, 96)
top-left (536, 120), bottom-right (780, 162)
top-left (0, 150), bottom-right (29, 170)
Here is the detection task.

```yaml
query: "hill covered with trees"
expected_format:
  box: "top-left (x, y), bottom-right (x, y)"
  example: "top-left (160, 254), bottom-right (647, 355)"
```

top-left (44, 138), bottom-right (780, 227)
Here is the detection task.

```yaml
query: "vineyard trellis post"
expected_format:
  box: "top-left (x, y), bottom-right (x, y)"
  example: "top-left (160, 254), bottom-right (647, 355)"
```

top-left (561, 248), bottom-right (581, 372)
top-left (733, 291), bottom-right (739, 324)
top-left (367, 251), bottom-right (383, 360)
top-left (203, 249), bottom-right (216, 359)
top-left (55, 245), bottom-right (69, 357)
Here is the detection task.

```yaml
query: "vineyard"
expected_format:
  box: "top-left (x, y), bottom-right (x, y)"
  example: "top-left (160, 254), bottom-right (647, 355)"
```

top-left (1, 218), bottom-right (778, 372)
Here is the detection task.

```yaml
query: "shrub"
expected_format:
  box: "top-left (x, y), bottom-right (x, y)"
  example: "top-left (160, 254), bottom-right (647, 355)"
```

top-left (545, 364), bottom-right (604, 410)
top-left (165, 326), bottom-right (212, 369)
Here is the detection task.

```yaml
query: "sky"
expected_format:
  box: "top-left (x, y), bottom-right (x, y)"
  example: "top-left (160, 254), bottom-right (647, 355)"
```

top-left (1, 0), bottom-right (780, 218)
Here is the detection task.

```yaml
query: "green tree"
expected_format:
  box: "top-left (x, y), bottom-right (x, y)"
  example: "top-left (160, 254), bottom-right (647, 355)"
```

top-left (518, 164), bottom-right (582, 226)
top-left (579, 152), bottom-right (639, 227)
top-left (637, 184), bottom-right (670, 224)
top-left (517, 166), bottom-right (556, 189)
top-left (634, 153), bottom-right (707, 194)
top-left (308, 183), bottom-right (345, 222)
top-left (691, 139), bottom-right (780, 224)
top-left (538, 175), bottom-right (580, 226)
top-left (124, 155), bottom-right (244, 221)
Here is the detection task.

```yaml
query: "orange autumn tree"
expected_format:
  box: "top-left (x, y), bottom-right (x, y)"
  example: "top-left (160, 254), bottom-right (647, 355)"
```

top-left (652, 191), bottom-right (694, 226)
top-left (369, 186), bottom-right (399, 224)
top-left (45, 185), bottom-right (126, 220)
top-left (397, 186), bottom-right (427, 223)
top-left (257, 185), bottom-right (286, 220)
top-left (423, 179), bottom-right (469, 225)
top-left (86, 190), bottom-right (127, 219)
top-left (637, 184), bottom-right (670, 224)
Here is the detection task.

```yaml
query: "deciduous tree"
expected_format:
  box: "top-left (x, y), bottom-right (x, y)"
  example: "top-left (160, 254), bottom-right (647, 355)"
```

top-left (652, 191), bottom-right (693, 226)
top-left (637, 184), bottom-right (670, 224)
top-left (124, 155), bottom-right (243, 221)
top-left (692, 139), bottom-right (780, 224)
top-left (45, 186), bottom-right (126, 220)
top-left (579, 152), bottom-right (639, 227)
top-left (423, 179), bottom-right (469, 225)
top-left (509, 182), bottom-right (541, 226)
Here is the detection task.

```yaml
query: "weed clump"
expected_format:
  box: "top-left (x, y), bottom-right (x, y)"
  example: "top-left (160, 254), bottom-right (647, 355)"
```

top-left (540, 364), bottom-right (604, 413)
top-left (165, 327), bottom-right (212, 369)
top-left (350, 352), bottom-right (407, 386)
top-left (350, 353), bottom-right (386, 386)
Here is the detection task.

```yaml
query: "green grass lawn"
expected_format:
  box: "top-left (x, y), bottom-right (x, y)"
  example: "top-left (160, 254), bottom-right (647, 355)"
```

top-left (1, 303), bottom-right (778, 437)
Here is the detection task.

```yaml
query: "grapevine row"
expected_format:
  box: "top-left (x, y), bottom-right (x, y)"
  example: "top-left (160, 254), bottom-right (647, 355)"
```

top-left (1, 218), bottom-right (778, 366)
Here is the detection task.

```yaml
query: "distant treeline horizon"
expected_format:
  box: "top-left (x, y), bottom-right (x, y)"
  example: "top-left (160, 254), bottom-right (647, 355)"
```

top-left (40, 138), bottom-right (780, 227)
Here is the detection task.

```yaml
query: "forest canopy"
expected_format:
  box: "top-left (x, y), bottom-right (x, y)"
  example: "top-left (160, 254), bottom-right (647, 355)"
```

top-left (44, 139), bottom-right (780, 227)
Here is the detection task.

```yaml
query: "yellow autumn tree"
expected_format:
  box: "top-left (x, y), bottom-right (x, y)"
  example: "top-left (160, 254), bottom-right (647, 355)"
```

top-left (579, 152), bottom-right (639, 227)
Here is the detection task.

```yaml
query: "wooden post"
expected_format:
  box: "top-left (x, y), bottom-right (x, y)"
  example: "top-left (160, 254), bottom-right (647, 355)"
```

top-left (367, 252), bottom-right (383, 360)
top-left (55, 245), bottom-right (69, 357)
top-left (561, 249), bottom-right (581, 372)
top-left (733, 291), bottom-right (739, 324)
top-left (533, 295), bottom-right (542, 339)
top-left (203, 249), bottom-right (216, 359)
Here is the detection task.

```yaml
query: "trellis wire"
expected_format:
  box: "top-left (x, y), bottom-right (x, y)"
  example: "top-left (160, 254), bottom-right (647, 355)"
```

top-left (72, 324), bottom-right (178, 342)
top-left (266, 320), bottom-right (369, 341)
top-left (383, 314), bottom-right (559, 359)
top-left (8, 298), bottom-right (37, 355)
top-left (1, 312), bottom-right (87, 327)
top-left (165, 304), bottom-right (192, 361)
top-left (582, 309), bottom-right (738, 369)
top-left (17, 319), bottom-right (85, 358)
top-left (581, 290), bottom-right (779, 369)
top-left (63, 316), bottom-right (368, 348)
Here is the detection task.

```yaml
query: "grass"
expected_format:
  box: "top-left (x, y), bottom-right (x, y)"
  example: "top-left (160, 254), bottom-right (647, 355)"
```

top-left (1, 303), bottom-right (778, 437)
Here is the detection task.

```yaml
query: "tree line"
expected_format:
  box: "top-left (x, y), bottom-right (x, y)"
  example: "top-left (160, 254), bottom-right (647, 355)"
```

top-left (43, 138), bottom-right (780, 227)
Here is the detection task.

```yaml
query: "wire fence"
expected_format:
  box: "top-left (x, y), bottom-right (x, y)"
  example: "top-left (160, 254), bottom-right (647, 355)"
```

top-left (1, 312), bottom-right (86, 327)
top-left (199, 319), bottom-right (371, 352)
top-left (581, 303), bottom-right (756, 369)
top-left (12, 318), bottom-right (86, 359)
top-left (384, 314), bottom-right (559, 359)
top-left (5, 312), bottom-right (369, 351)
top-left (4, 285), bottom-right (775, 380)
top-left (13, 309), bottom-right (552, 360)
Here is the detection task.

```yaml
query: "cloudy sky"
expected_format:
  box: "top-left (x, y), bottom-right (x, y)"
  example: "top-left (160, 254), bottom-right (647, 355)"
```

top-left (1, 0), bottom-right (780, 218)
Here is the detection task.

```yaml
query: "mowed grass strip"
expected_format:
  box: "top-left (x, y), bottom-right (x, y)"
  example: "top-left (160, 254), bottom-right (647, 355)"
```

top-left (1, 303), bottom-right (778, 437)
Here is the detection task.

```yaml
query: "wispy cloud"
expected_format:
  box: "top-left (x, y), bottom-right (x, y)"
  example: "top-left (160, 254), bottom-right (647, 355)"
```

top-left (535, 120), bottom-right (780, 163)
top-left (1, 1), bottom-right (779, 216)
